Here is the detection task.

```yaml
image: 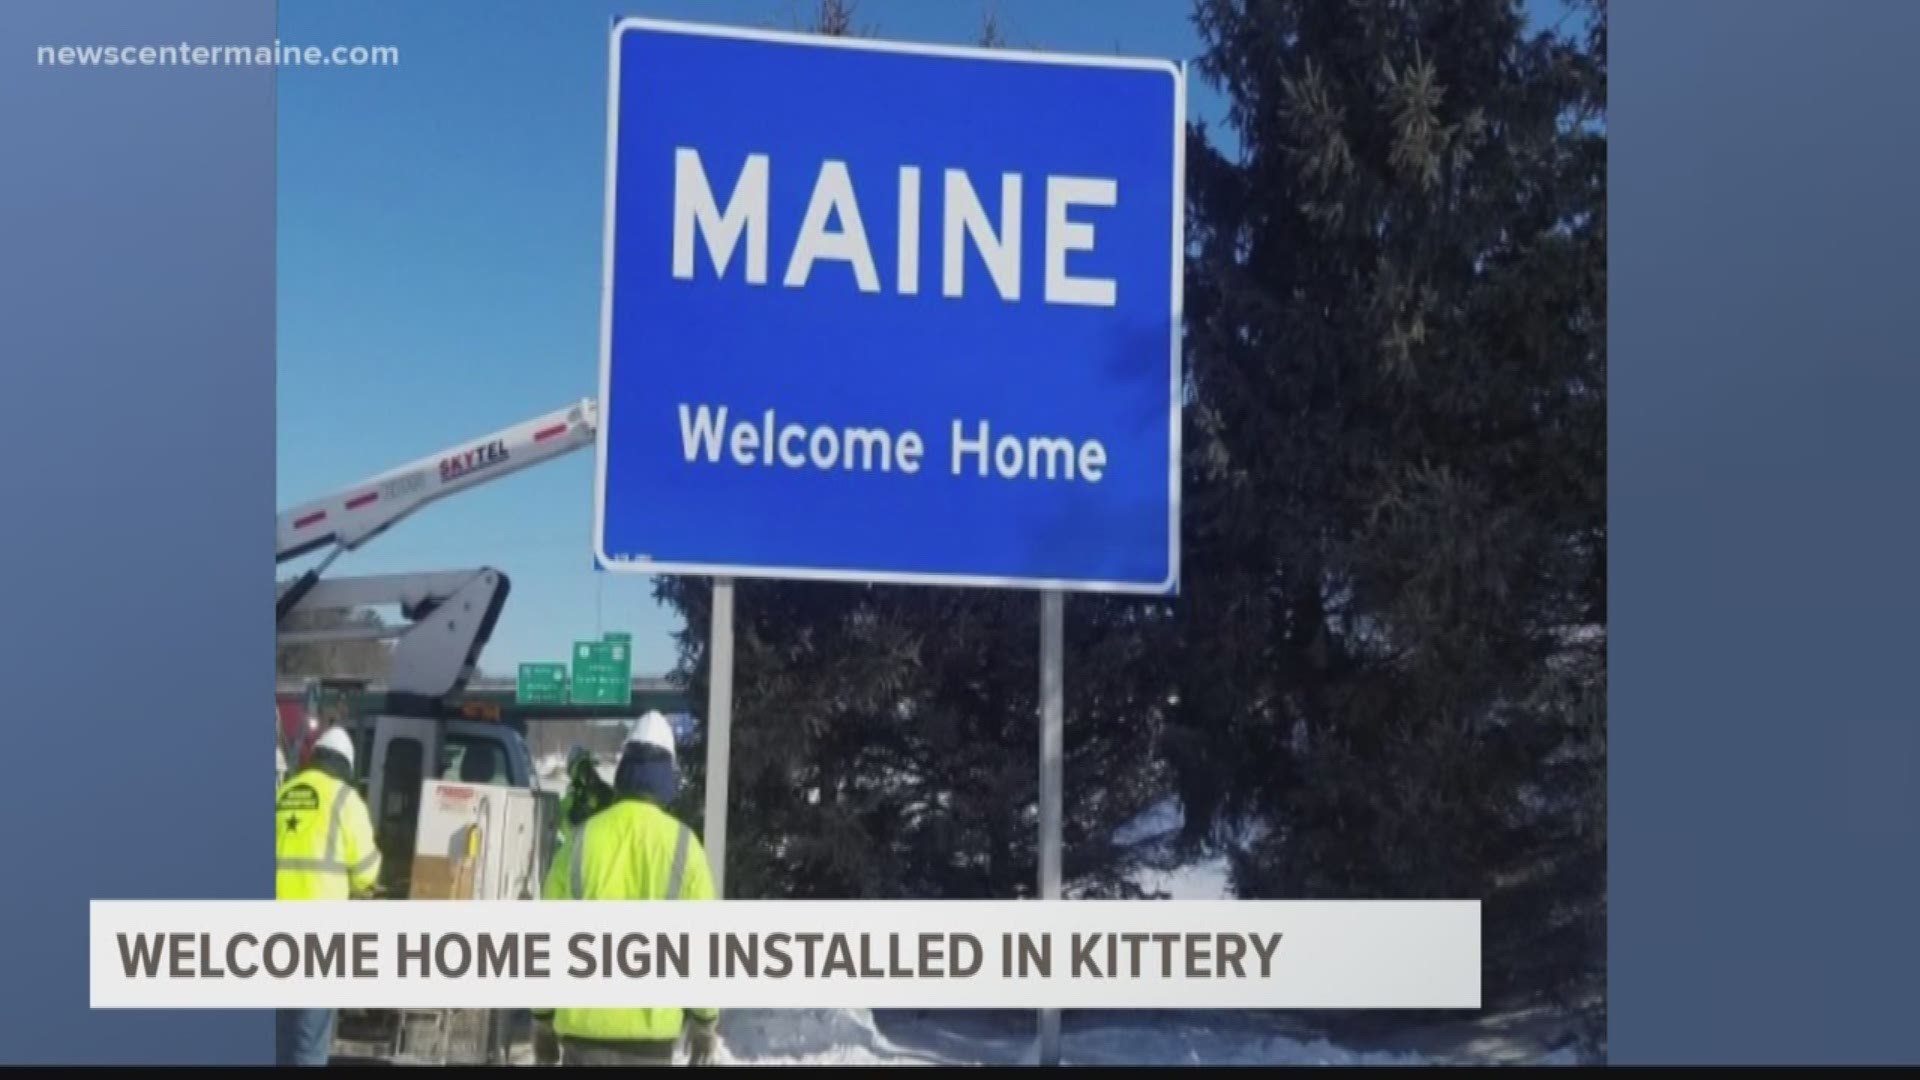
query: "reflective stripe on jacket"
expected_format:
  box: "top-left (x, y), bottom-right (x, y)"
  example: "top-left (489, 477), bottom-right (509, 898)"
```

top-left (552, 799), bottom-right (717, 1043)
top-left (275, 768), bottom-right (381, 901)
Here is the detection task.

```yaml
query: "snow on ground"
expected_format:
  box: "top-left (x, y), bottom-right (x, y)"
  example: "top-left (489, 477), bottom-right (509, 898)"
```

top-left (502, 793), bottom-right (1591, 1066)
top-left (716, 1009), bottom-right (924, 1066)
top-left (1105, 798), bottom-right (1238, 900)
top-left (512, 1005), bottom-right (1588, 1066)
top-left (715, 1008), bottom-right (1380, 1066)
top-left (702, 1008), bottom-right (1586, 1067)
top-left (695, 802), bottom-right (1586, 1066)
top-left (1113, 798), bottom-right (1185, 846)
top-left (699, 824), bottom-right (1583, 1066)
top-left (1130, 854), bottom-right (1235, 899)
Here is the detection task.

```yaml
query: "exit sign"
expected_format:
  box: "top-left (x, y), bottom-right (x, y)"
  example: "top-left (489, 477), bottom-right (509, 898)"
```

top-left (572, 637), bottom-right (632, 706)
top-left (516, 662), bottom-right (567, 705)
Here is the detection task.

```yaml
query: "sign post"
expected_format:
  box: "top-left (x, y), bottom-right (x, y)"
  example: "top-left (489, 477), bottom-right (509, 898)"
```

top-left (1038, 589), bottom-right (1065, 1064)
top-left (705, 578), bottom-right (736, 897)
top-left (590, 21), bottom-right (1183, 1063)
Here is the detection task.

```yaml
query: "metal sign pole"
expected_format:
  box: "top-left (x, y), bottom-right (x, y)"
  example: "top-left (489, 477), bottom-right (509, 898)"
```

top-left (704, 576), bottom-right (735, 898)
top-left (1038, 589), bottom-right (1065, 1066)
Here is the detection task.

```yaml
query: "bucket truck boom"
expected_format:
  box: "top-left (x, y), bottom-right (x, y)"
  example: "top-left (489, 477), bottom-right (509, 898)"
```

top-left (275, 398), bottom-right (598, 702)
top-left (277, 397), bottom-right (597, 567)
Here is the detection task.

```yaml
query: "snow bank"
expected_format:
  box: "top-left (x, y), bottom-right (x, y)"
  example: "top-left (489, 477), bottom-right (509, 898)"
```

top-left (718, 1009), bottom-right (934, 1066)
top-left (702, 1008), bottom-right (1543, 1067)
top-left (1106, 798), bottom-right (1238, 900)
top-left (1056, 1023), bottom-right (1431, 1067)
top-left (506, 1007), bottom-right (1590, 1066)
top-left (1130, 856), bottom-right (1235, 899)
top-left (504, 793), bottom-right (1592, 1066)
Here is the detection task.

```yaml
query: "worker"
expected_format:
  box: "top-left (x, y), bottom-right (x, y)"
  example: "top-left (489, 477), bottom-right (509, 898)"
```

top-left (531, 747), bottom-right (618, 1065)
top-left (551, 712), bottom-right (721, 1066)
top-left (274, 725), bottom-right (382, 1067)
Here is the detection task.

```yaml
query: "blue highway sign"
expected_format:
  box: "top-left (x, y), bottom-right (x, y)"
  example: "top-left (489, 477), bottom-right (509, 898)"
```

top-left (593, 19), bottom-right (1184, 594)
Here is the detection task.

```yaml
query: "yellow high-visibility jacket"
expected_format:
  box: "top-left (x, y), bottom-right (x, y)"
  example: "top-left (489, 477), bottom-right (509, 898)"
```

top-left (275, 767), bottom-right (381, 901)
top-left (552, 798), bottom-right (717, 1044)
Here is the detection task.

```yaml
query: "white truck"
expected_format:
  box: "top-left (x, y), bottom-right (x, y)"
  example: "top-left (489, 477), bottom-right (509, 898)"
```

top-left (275, 399), bottom-right (601, 1064)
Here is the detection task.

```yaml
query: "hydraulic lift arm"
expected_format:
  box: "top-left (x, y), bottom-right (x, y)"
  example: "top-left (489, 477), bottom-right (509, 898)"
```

top-left (275, 398), bottom-right (598, 702)
top-left (278, 398), bottom-right (598, 570)
top-left (277, 569), bottom-right (510, 706)
top-left (276, 398), bottom-right (596, 619)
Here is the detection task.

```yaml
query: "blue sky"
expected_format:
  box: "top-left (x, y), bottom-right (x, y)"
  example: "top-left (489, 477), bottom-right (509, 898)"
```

top-left (277, 0), bottom-right (1574, 677)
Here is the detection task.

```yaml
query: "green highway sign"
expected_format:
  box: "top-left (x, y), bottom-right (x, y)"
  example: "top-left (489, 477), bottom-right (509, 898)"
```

top-left (604, 630), bottom-right (632, 645)
top-left (571, 638), bottom-right (631, 706)
top-left (516, 662), bottom-right (568, 705)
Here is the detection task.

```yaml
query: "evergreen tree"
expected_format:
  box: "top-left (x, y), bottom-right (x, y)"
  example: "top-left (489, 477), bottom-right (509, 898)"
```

top-left (1175, 0), bottom-right (1606, 1008)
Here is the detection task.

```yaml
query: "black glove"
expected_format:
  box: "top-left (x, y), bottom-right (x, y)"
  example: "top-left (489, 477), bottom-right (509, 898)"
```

top-left (686, 1015), bottom-right (720, 1066)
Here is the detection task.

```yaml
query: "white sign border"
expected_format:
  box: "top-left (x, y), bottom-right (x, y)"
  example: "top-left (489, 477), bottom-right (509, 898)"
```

top-left (590, 17), bottom-right (1187, 597)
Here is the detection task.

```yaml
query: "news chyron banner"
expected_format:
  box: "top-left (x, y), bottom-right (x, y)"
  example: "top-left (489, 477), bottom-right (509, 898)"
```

top-left (92, 901), bottom-right (1478, 1010)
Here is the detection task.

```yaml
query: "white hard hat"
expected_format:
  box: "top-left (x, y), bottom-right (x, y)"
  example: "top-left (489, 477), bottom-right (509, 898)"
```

top-left (315, 726), bottom-right (356, 770)
top-left (629, 711), bottom-right (676, 760)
